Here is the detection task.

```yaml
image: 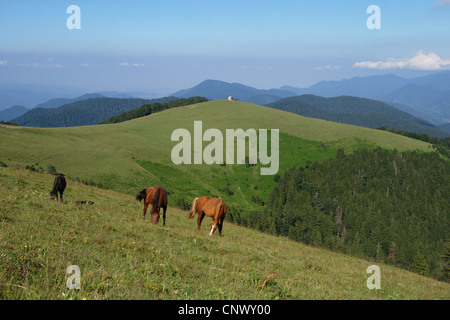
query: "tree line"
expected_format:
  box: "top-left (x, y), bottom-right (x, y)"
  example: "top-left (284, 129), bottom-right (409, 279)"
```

top-left (376, 126), bottom-right (450, 158)
top-left (99, 97), bottom-right (208, 124)
top-left (227, 147), bottom-right (449, 281)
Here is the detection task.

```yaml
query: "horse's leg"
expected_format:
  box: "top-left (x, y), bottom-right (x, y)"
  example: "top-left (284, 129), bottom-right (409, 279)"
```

top-left (218, 216), bottom-right (224, 236)
top-left (197, 212), bottom-right (205, 231)
top-left (143, 202), bottom-right (149, 220)
top-left (152, 207), bottom-right (160, 225)
top-left (162, 205), bottom-right (167, 226)
top-left (60, 191), bottom-right (64, 202)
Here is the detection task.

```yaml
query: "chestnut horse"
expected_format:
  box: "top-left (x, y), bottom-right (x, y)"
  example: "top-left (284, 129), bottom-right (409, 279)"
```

top-left (135, 187), bottom-right (168, 225)
top-left (189, 196), bottom-right (227, 236)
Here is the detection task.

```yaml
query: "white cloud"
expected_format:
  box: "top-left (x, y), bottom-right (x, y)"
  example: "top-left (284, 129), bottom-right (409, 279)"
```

top-left (0, 60), bottom-right (8, 66)
top-left (119, 62), bottom-right (144, 67)
top-left (314, 65), bottom-right (341, 70)
top-left (433, 0), bottom-right (450, 8)
top-left (17, 63), bottom-right (63, 68)
top-left (78, 63), bottom-right (90, 67)
top-left (353, 51), bottom-right (450, 70)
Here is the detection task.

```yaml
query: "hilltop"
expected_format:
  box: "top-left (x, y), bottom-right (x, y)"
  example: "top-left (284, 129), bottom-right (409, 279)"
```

top-left (0, 167), bottom-right (448, 299)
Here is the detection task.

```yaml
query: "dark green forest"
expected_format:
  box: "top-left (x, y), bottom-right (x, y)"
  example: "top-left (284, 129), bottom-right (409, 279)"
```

top-left (99, 97), bottom-right (208, 124)
top-left (228, 148), bottom-right (449, 281)
top-left (12, 97), bottom-right (177, 127)
top-left (266, 95), bottom-right (450, 138)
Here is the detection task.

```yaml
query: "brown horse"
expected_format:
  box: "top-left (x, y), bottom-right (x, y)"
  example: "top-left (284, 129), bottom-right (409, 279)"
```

top-left (189, 196), bottom-right (227, 236)
top-left (50, 174), bottom-right (66, 202)
top-left (135, 187), bottom-right (168, 225)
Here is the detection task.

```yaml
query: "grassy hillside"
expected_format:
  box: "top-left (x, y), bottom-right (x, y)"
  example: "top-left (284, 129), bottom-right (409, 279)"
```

top-left (0, 100), bottom-right (432, 214)
top-left (1, 167), bottom-right (448, 300)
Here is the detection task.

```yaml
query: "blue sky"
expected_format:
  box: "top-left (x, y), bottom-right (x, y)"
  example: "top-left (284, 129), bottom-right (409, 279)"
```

top-left (1, 0), bottom-right (449, 95)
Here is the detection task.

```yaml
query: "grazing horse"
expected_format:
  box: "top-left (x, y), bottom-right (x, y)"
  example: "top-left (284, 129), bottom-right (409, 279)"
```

top-left (50, 174), bottom-right (66, 202)
top-left (135, 187), bottom-right (168, 225)
top-left (189, 196), bottom-right (227, 236)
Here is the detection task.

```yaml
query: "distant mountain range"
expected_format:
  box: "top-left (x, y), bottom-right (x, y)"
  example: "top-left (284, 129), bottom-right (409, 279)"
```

top-left (11, 97), bottom-right (176, 127)
top-left (171, 71), bottom-right (450, 126)
top-left (2, 71), bottom-right (449, 136)
top-left (0, 83), bottom-right (161, 111)
top-left (267, 95), bottom-right (449, 138)
top-left (0, 92), bottom-right (158, 122)
top-left (0, 105), bottom-right (28, 122)
top-left (171, 79), bottom-right (294, 105)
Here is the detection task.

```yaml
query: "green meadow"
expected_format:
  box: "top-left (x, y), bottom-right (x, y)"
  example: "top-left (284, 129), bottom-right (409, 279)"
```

top-left (2, 100), bottom-right (446, 300)
top-left (1, 167), bottom-right (448, 300)
top-left (0, 100), bottom-right (431, 213)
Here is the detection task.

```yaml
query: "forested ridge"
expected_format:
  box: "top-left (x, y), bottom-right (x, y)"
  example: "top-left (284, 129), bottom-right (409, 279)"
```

top-left (99, 97), bottom-right (208, 124)
top-left (228, 148), bottom-right (449, 281)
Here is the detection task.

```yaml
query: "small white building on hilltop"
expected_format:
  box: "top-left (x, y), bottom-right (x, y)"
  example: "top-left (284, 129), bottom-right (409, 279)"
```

top-left (228, 96), bottom-right (233, 101)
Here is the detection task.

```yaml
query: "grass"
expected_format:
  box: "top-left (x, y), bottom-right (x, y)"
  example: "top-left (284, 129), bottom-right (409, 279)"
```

top-left (0, 100), bottom-right (432, 214)
top-left (1, 167), bottom-right (448, 300)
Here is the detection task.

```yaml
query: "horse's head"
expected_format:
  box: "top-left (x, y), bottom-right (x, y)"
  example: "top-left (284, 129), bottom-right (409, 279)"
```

top-left (151, 212), bottom-right (160, 225)
top-left (209, 222), bottom-right (218, 236)
top-left (49, 191), bottom-right (56, 200)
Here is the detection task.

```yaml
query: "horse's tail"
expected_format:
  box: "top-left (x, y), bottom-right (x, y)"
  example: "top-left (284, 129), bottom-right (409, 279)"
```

top-left (135, 189), bottom-right (147, 202)
top-left (152, 187), bottom-right (161, 208)
top-left (189, 197), bottom-right (199, 218)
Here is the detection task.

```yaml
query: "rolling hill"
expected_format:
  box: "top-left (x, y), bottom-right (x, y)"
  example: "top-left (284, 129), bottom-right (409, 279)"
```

top-left (1, 100), bottom-right (448, 298)
top-left (0, 167), bottom-right (448, 300)
top-left (11, 97), bottom-right (177, 127)
top-left (0, 100), bottom-right (432, 215)
top-left (266, 95), bottom-right (449, 138)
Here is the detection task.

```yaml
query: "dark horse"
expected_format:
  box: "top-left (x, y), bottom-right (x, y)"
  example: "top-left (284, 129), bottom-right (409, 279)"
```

top-left (135, 187), bottom-right (168, 225)
top-left (189, 196), bottom-right (227, 236)
top-left (50, 174), bottom-right (66, 202)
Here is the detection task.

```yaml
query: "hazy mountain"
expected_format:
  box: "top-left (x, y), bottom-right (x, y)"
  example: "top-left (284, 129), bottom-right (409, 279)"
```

top-left (11, 97), bottom-right (176, 127)
top-left (0, 83), bottom-right (84, 110)
top-left (439, 123), bottom-right (450, 132)
top-left (382, 84), bottom-right (450, 125)
top-left (34, 93), bottom-right (106, 109)
top-left (171, 79), bottom-right (296, 103)
top-left (267, 95), bottom-right (450, 138)
top-left (0, 105), bottom-right (28, 122)
top-left (281, 71), bottom-right (450, 125)
top-left (282, 74), bottom-right (410, 100)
